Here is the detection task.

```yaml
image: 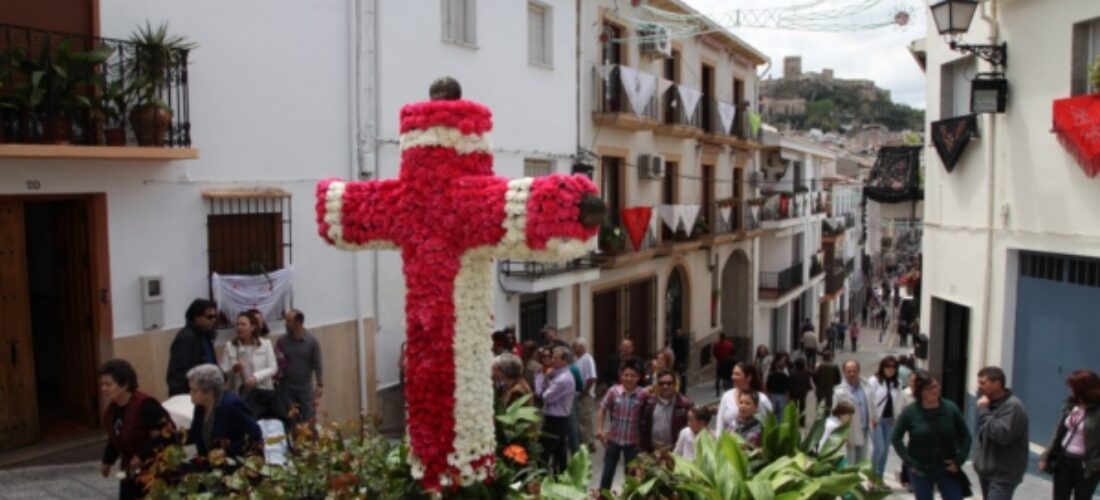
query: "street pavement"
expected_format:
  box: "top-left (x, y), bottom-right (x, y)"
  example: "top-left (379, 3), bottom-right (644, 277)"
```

top-left (0, 324), bottom-right (1073, 498)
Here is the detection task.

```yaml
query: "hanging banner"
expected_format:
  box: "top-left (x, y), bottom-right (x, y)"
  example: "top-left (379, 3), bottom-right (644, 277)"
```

top-left (658, 78), bottom-right (674, 98)
top-left (1053, 94), bottom-right (1100, 178)
top-left (620, 207), bottom-right (653, 251)
top-left (212, 266), bottom-right (294, 325)
top-left (720, 205), bottom-right (733, 225)
top-left (658, 204), bottom-right (678, 231)
top-left (931, 114), bottom-right (978, 173)
top-left (717, 100), bottom-right (737, 134)
top-left (597, 64), bottom-right (615, 83)
top-left (679, 204), bottom-right (701, 235)
top-left (864, 146), bottom-right (923, 203)
top-left (677, 84), bottom-right (704, 121)
top-left (618, 65), bottom-right (658, 116)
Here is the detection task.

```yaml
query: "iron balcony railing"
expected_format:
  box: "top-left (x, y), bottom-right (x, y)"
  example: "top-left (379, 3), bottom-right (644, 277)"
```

top-left (825, 260), bottom-right (848, 295)
top-left (0, 23), bottom-right (192, 147)
top-left (810, 255), bottom-right (825, 277)
top-left (844, 213), bottom-right (856, 228)
top-left (661, 89), bottom-right (704, 129)
top-left (499, 252), bottom-right (599, 279)
top-left (711, 201), bottom-right (745, 235)
top-left (593, 65), bottom-right (659, 121)
top-left (760, 261), bottom-right (804, 298)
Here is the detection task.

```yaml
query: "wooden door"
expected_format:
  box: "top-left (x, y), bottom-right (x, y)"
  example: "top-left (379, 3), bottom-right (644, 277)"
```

top-left (0, 200), bottom-right (39, 450)
top-left (52, 201), bottom-right (98, 427)
top-left (593, 289), bottom-right (620, 382)
top-left (628, 279), bottom-right (654, 362)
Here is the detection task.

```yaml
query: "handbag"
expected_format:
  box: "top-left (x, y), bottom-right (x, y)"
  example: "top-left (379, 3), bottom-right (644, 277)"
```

top-left (1046, 408), bottom-right (1084, 474)
top-left (951, 469), bottom-right (973, 498)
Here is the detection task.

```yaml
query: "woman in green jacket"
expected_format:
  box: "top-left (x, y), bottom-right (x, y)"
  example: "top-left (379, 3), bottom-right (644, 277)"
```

top-left (891, 370), bottom-right (972, 500)
top-left (1040, 369), bottom-right (1100, 500)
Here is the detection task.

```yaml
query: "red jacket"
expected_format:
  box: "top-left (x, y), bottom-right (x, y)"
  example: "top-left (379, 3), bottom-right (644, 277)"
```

top-left (102, 391), bottom-right (159, 466)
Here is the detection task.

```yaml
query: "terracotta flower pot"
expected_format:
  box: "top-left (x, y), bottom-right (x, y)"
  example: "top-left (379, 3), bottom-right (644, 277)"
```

top-left (130, 105), bottom-right (172, 146)
top-left (104, 128), bottom-right (127, 146)
top-left (42, 116), bottom-right (73, 144)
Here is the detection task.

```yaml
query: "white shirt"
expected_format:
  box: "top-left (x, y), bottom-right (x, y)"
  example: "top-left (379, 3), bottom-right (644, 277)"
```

top-left (674, 427), bottom-right (713, 460)
top-left (576, 353), bottom-right (597, 398)
top-left (220, 337), bottom-right (278, 391)
top-left (716, 388), bottom-right (774, 434)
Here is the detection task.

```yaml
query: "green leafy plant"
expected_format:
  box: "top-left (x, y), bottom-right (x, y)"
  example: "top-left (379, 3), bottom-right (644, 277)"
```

top-left (599, 223), bottom-right (627, 253)
top-left (1090, 55), bottom-right (1100, 94)
top-left (539, 445), bottom-right (593, 500)
top-left (8, 40), bottom-right (112, 142)
top-left (92, 80), bottom-right (131, 129)
top-left (127, 21), bottom-right (196, 110)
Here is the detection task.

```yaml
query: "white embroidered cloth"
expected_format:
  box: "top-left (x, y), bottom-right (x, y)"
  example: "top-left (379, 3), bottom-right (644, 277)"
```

top-left (717, 100), bottom-right (737, 134)
top-left (212, 266), bottom-right (294, 324)
top-left (677, 84), bottom-right (703, 121)
top-left (618, 65), bottom-right (658, 116)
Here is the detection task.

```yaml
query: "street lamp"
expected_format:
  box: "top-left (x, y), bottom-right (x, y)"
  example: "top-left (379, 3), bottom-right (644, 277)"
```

top-left (930, 0), bottom-right (1009, 113)
top-left (929, 0), bottom-right (979, 36)
top-left (971, 74), bottom-right (1008, 113)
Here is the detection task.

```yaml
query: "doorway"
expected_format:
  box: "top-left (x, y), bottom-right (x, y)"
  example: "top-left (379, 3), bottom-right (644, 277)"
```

top-left (665, 267), bottom-right (687, 346)
top-left (0, 196), bottom-right (109, 452)
top-left (938, 299), bottom-right (970, 410)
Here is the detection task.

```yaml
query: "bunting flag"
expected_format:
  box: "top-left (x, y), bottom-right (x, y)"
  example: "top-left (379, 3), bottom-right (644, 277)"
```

top-left (679, 205), bottom-right (701, 235)
top-left (618, 65), bottom-right (658, 116)
top-left (597, 64), bottom-right (615, 83)
top-left (720, 205), bottom-right (733, 225)
top-left (931, 114), bottom-right (978, 173)
top-left (620, 207), bottom-right (653, 251)
top-left (750, 206), bottom-right (760, 227)
top-left (658, 204), bottom-right (678, 231)
top-left (649, 209), bottom-right (659, 241)
top-left (1053, 94), bottom-right (1100, 178)
top-left (658, 78), bottom-right (675, 98)
top-left (717, 100), bottom-right (737, 134)
top-left (677, 84), bottom-right (704, 121)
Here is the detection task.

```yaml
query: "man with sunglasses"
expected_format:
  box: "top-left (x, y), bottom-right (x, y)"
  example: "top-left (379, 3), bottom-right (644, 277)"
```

top-left (166, 299), bottom-right (219, 396)
top-left (638, 369), bottom-right (693, 453)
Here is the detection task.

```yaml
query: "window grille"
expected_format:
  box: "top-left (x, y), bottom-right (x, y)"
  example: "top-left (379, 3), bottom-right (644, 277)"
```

top-left (205, 191), bottom-right (292, 278)
top-left (524, 158), bottom-right (554, 177)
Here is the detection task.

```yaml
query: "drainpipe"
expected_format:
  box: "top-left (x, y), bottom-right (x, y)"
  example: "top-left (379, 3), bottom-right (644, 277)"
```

top-left (347, 0), bottom-right (370, 412)
top-left (977, 0), bottom-right (998, 371)
top-left (575, 0), bottom-right (582, 155)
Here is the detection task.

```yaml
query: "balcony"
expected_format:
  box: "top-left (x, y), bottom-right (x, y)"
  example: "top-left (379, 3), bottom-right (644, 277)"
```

top-left (0, 23), bottom-right (198, 160)
top-left (591, 65), bottom-right (659, 131)
top-left (810, 254), bottom-right (825, 277)
top-left (822, 217), bottom-right (846, 243)
top-left (499, 253), bottom-right (601, 293)
top-left (654, 90), bottom-right (703, 139)
top-left (759, 261), bottom-right (804, 299)
top-left (844, 213), bottom-right (856, 229)
top-left (824, 260), bottom-right (848, 297)
top-left (698, 97), bottom-right (762, 150)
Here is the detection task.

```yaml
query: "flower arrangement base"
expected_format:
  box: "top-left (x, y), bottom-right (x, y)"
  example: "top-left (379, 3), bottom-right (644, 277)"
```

top-left (315, 78), bottom-right (601, 492)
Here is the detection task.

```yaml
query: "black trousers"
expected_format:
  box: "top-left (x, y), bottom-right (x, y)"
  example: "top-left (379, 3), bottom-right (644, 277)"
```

top-left (541, 415), bottom-right (571, 474)
top-left (1053, 456), bottom-right (1100, 500)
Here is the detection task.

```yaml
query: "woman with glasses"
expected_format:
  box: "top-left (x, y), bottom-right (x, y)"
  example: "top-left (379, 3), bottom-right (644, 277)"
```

top-left (891, 370), bottom-right (972, 500)
top-left (869, 355), bottom-right (902, 477)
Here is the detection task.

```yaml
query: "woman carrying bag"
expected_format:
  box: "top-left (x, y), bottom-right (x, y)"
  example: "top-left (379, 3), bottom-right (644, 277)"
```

top-left (1040, 369), bottom-right (1100, 500)
top-left (891, 370), bottom-right (973, 500)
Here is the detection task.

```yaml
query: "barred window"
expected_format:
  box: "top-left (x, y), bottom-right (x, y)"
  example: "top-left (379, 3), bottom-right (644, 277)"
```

top-left (204, 190), bottom-right (292, 277)
top-left (524, 158), bottom-right (554, 177)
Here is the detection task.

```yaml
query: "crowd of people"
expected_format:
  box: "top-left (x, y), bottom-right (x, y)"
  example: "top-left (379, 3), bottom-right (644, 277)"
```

top-left (98, 299), bottom-right (324, 499)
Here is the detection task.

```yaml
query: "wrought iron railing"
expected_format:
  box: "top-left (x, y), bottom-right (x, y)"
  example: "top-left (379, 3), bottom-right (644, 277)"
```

top-left (499, 253), bottom-right (599, 278)
top-left (760, 261), bottom-right (804, 298)
top-left (825, 260), bottom-right (848, 295)
top-left (810, 255), bottom-right (824, 277)
top-left (661, 90), bottom-right (704, 129)
top-left (0, 23), bottom-right (192, 147)
top-left (593, 65), bottom-right (659, 121)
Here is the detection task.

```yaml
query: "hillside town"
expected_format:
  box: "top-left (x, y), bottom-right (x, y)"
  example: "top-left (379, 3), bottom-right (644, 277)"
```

top-left (0, 0), bottom-right (1098, 499)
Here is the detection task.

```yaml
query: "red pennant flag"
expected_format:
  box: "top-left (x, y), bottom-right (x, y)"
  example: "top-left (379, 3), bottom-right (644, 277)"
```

top-left (1053, 94), bottom-right (1100, 178)
top-left (620, 207), bottom-right (652, 251)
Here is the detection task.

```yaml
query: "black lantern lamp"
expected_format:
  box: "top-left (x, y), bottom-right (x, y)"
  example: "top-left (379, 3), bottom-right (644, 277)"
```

top-left (571, 161), bottom-right (595, 179)
top-left (930, 0), bottom-right (1009, 113)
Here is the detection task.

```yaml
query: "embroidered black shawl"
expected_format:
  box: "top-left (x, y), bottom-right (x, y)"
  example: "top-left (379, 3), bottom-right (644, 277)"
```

top-left (863, 146), bottom-right (923, 203)
top-left (931, 114), bottom-right (979, 173)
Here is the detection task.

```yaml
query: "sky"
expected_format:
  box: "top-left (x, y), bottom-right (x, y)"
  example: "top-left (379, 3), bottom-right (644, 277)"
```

top-left (682, 0), bottom-right (929, 109)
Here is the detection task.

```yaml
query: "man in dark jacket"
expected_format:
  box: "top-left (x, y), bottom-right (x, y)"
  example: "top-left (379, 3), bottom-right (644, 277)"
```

top-left (638, 369), bottom-right (693, 452)
top-left (166, 299), bottom-right (219, 396)
top-left (974, 366), bottom-right (1029, 500)
top-left (812, 350), bottom-right (842, 410)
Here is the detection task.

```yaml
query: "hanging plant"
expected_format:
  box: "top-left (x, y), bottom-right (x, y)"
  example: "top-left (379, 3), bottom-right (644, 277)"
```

top-left (599, 223), bottom-right (627, 254)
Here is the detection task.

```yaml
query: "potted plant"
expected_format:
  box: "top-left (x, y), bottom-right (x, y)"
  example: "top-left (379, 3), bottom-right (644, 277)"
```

top-left (92, 80), bottom-right (130, 145)
top-left (598, 223), bottom-right (626, 254)
top-left (9, 41), bottom-right (112, 143)
top-left (127, 21), bottom-right (196, 146)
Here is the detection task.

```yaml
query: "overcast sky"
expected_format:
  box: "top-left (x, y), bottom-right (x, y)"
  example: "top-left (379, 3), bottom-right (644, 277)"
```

top-left (683, 0), bottom-right (929, 109)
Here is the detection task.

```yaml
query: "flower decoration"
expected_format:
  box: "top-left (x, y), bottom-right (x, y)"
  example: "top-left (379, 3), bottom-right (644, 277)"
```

top-left (503, 444), bottom-right (529, 466)
top-left (315, 91), bottom-right (600, 492)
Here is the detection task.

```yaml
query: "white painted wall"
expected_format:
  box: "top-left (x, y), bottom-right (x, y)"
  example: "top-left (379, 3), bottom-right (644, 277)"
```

top-left (920, 0), bottom-right (1100, 393)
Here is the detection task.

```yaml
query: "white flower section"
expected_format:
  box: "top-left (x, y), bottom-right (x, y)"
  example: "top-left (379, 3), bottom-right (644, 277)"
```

top-left (495, 177), bottom-right (598, 261)
top-left (448, 248), bottom-right (498, 485)
top-left (323, 180), bottom-right (397, 251)
top-left (399, 126), bottom-right (492, 155)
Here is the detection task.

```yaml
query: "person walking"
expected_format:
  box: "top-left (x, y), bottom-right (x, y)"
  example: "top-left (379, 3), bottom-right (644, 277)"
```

top-left (166, 299), bottom-right (218, 396)
top-left (801, 326), bottom-right (818, 369)
top-left (221, 312), bottom-right (279, 418)
top-left (891, 370), bottom-right (972, 500)
top-left (573, 339), bottom-right (598, 450)
top-left (717, 362), bottom-right (774, 434)
top-left (638, 369), bottom-right (693, 453)
top-left (99, 360), bottom-right (175, 500)
top-left (849, 322), bottom-right (860, 352)
top-left (535, 346), bottom-right (575, 473)
top-left (869, 356), bottom-right (902, 477)
top-left (714, 334), bottom-right (735, 397)
top-left (788, 357), bottom-right (814, 427)
top-left (753, 345), bottom-right (772, 383)
top-left (825, 322), bottom-right (838, 352)
top-left (973, 366), bottom-right (1029, 500)
top-left (669, 329), bottom-right (690, 395)
top-left (765, 352), bottom-right (791, 413)
top-left (833, 359), bottom-right (873, 464)
top-left (278, 309), bottom-right (323, 423)
top-left (597, 361), bottom-right (646, 490)
top-left (835, 320), bottom-right (848, 351)
top-left (1040, 369), bottom-right (1100, 500)
top-left (812, 350), bottom-right (842, 411)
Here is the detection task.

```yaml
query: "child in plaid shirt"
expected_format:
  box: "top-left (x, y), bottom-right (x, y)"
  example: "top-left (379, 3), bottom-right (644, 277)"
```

top-left (596, 360), bottom-right (646, 490)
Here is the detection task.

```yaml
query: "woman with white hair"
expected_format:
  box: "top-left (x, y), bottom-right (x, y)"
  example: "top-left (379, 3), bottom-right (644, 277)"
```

top-left (186, 364), bottom-right (262, 463)
top-left (493, 352), bottom-right (532, 408)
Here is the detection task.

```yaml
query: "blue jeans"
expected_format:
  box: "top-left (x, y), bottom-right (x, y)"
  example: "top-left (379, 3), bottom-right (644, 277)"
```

top-left (769, 393), bottom-right (787, 415)
top-left (979, 478), bottom-right (1018, 500)
top-left (910, 470), bottom-right (964, 500)
top-left (600, 441), bottom-right (638, 490)
top-left (871, 417), bottom-right (894, 477)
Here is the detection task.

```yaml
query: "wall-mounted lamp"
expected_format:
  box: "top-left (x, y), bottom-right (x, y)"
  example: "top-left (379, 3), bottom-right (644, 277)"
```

top-left (930, 0), bottom-right (1009, 113)
top-left (971, 73), bottom-right (1008, 113)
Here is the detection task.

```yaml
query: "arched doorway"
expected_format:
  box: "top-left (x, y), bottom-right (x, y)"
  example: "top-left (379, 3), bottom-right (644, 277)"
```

top-left (665, 266), bottom-right (688, 346)
top-left (721, 250), bottom-right (751, 363)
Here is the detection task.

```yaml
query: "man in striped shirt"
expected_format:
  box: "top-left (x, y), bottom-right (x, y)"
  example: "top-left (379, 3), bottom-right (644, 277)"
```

top-left (596, 360), bottom-right (646, 490)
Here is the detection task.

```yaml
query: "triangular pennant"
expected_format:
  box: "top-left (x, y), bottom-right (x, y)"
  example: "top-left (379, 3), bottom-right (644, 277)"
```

top-left (720, 205), bottom-right (732, 224)
top-left (618, 65), bottom-right (658, 116)
top-left (680, 205), bottom-right (701, 235)
top-left (620, 207), bottom-right (652, 251)
top-left (931, 114), bottom-right (978, 173)
top-left (1053, 94), bottom-right (1100, 178)
top-left (717, 100), bottom-right (737, 134)
top-left (677, 84), bottom-right (703, 121)
top-left (658, 204), bottom-right (678, 231)
top-left (597, 64), bottom-right (615, 83)
top-left (649, 209), bottom-right (659, 241)
top-left (658, 78), bottom-right (674, 97)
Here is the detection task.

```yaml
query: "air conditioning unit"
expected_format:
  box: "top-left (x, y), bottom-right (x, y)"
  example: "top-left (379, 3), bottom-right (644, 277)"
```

top-left (637, 154), bottom-right (665, 179)
top-left (638, 23), bottom-right (672, 58)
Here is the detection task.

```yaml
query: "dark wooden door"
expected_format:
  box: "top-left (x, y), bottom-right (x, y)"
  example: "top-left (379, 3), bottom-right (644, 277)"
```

top-left (593, 289), bottom-right (620, 379)
top-left (52, 201), bottom-right (98, 427)
top-left (941, 301), bottom-right (970, 410)
top-left (0, 200), bottom-right (39, 450)
top-left (601, 157), bottom-right (623, 226)
top-left (628, 279), bottom-right (654, 362)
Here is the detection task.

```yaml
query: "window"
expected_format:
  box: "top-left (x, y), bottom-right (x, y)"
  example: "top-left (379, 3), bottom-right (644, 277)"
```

top-left (940, 56), bottom-right (976, 118)
top-left (1071, 17), bottom-right (1100, 95)
top-left (524, 158), bottom-right (554, 177)
top-left (206, 194), bottom-right (291, 277)
top-left (600, 156), bottom-right (623, 225)
top-left (441, 0), bottom-right (477, 47)
top-left (702, 165), bottom-right (714, 233)
top-left (527, 2), bottom-right (552, 66)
